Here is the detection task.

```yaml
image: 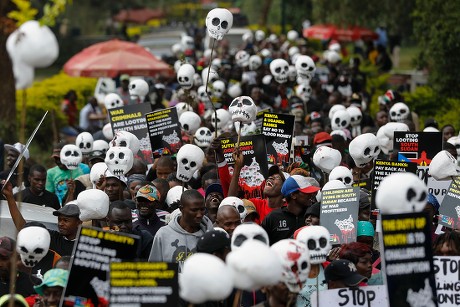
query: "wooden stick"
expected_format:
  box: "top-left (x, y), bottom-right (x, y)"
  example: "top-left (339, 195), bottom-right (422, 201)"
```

top-left (235, 122), bottom-right (243, 149)
top-left (203, 39), bottom-right (218, 138)
top-left (232, 289), bottom-right (242, 307)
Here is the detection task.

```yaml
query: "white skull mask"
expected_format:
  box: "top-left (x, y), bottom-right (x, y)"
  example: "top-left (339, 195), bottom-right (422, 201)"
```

top-left (295, 226), bottom-right (332, 264)
top-left (389, 102), bottom-right (410, 122)
top-left (110, 130), bottom-right (140, 155)
top-left (90, 162), bottom-right (108, 188)
top-left (329, 166), bottom-right (353, 187)
top-left (77, 189), bottom-right (109, 221)
top-left (60, 145), bottom-right (82, 170)
top-left (287, 30), bottom-right (299, 41)
top-left (377, 122), bottom-right (409, 155)
top-left (231, 223), bottom-right (269, 251)
top-left (429, 150), bottom-right (460, 180)
top-left (228, 83), bottom-right (242, 98)
top-left (92, 140), bottom-right (109, 156)
top-left (288, 46), bottom-right (300, 58)
top-left (270, 59), bottom-right (289, 84)
top-left (296, 84), bottom-right (312, 102)
top-left (447, 136), bottom-right (460, 157)
top-left (271, 239), bottom-right (310, 293)
top-left (234, 121), bottom-right (257, 136)
top-left (376, 172), bottom-right (428, 214)
top-left (211, 109), bottom-right (232, 131)
top-left (177, 64), bottom-right (195, 90)
top-left (179, 111), bottom-right (202, 134)
top-left (220, 196), bottom-right (247, 221)
top-left (176, 102), bottom-right (193, 118)
top-left (17, 226), bottom-right (50, 267)
top-left (229, 96), bottom-right (257, 124)
top-left (249, 55), bottom-right (262, 71)
top-left (174, 60), bottom-right (182, 73)
top-left (212, 80), bottom-right (226, 98)
top-left (255, 30), bottom-right (265, 42)
top-left (235, 50), bottom-right (250, 67)
top-left (242, 31), bottom-right (254, 43)
top-left (176, 144), bottom-right (205, 182)
top-left (288, 66), bottom-right (297, 82)
top-left (346, 106), bottom-right (362, 127)
top-left (206, 8), bottom-right (233, 40)
top-left (102, 123), bottom-right (114, 140)
top-left (193, 73), bottom-right (203, 87)
top-left (331, 110), bottom-right (351, 131)
top-left (349, 133), bottom-right (381, 168)
top-left (181, 35), bottom-right (195, 50)
top-left (194, 127), bottom-right (213, 148)
top-left (105, 146), bottom-right (134, 176)
top-left (312, 146), bottom-right (342, 174)
top-left (328, 104), bottom-right (346, 120)
top-left (171, 43), bottom-right (183, 55)
top-left (295, 55), bottom-right (316, 81)
top-left (104, 93), bottom-right (123, 110)
top-left (260, 48), bottom-right (271, 58)
top-left (76, 132), bottom-right (94, 155)
top-left (197, 86), bottom-right (211, 104)
top-left (201, 67), bottom-right (219, 85)
top-left (129, 79), bottom-right (149, 99)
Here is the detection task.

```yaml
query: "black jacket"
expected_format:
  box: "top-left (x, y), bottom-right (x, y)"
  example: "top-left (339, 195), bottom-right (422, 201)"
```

top-left (261, 206), bottom-right (306, 245)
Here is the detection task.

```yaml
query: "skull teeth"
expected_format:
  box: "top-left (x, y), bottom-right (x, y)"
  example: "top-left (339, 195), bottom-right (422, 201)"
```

top-left (231, 110), bottom-right (250, 119)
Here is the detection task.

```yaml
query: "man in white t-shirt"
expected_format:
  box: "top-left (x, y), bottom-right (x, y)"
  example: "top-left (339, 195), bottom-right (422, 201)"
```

top-left (79, 96), bottom-right (105, 133)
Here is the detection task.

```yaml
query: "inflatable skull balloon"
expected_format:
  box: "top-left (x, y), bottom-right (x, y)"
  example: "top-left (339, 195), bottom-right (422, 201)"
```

top-left (376, 172), bottom-right (427, 214)
top-left (347, 106), bottom-right (362, 127)
top-left (60, 145), bottom-right (82, 170)
top-left (295, 226), bottom-right (332, 264)
top-left (229, 96), bottom-right (257, 124)
top-left (105, 146), bottom-right (134, 176)
top-left (331, 110), bottom-right (351, 131)
top-left (377, 122), bottom-right (410, 155)
top-left (249, 55), bottom-right (262, 71)
top-left (270, 59), bottom-right (289, 84)
top-left (206, 8), bottom-right (233, 40)
top-left (234, 121), bottom-right (257, 136)
top-left (212, 80), bottom-right (226, 98)
top-left (231, 223), bottom-right (269, 251)
top-left (17, 226), bottom-right (50, 267)
top-left (194, 127), bottom-right (213, 148)
top-left (179, 111), bottom-right (202, 135)
top-left (295, 55), bottom-right (316, 80)
top-left (389, 102), bottom-right (410, 122)
top-left (129, 79), bottom-right (149, 100)
top-left (349, 133), bottom-right (380, 168)
top-left (271, 239), bottom-right (310, 293)
top-left (76, 132), bottom-right (94, 155)
top-left (220, 196), bottom-right (247, 221)
top-left (429, 150), bottom-right (460, 180)
top-left (104, 93), bottom-right (123, 110)
top-left (111, 130), bottom-right (140, 155)
top-left (312, 146), bottom-right (342, 173)
top-left (329, 166), bottom-right (353, 187)
top-left (77, 189), bottom-right (110, 221)
top-left (328, 104), bottom-right (346, 120)
top-left (448, 136), bottom-right (460, 157)
top-left (177, 64), bottom-right (195, 90)
top-left (227, 83), bottom-right (242, 98)
top-left (176, 144), bottom-right (205, 182)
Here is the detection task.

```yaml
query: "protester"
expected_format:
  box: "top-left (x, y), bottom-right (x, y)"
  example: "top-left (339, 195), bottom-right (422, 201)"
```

top-left (61, 90), bottom-right (78, 128)
top-left (33, 268), bottom-right (69, 307)
top-left (116, 74), bottom-right (135, 105)
top-left (433, 231), bottom-right (460, 256)
top-left (79, 96), bottom-right (106, 133)
top-left (133, 184), bottom-right (165, 237)
top-left (324, 259), bottom-right (368, 289)
top-left (214, 205), bottom-right (241, 237)
top-left (339, 242), bottom-right (382, 285)
top-left (0, 142), bottom-right (30, 194)
top-left (196, 229), bottom-right (231, 261)
top-left (204, 183), bottom-right (224, 223)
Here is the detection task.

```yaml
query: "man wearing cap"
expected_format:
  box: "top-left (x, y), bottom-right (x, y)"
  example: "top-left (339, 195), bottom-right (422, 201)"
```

top-left (196, 229), bottom-right (231, 261)
top-left (0, 142), bottom-right (30, 195)
top-left (133, 184), bottom-right (165, 237)
top-left (324, 259), bottom-right (368, 289)
top-left (33, 268), bottom-right (69, 307)
top-left (205, 183), bottom-right (224, 223)
top-left (2, 181), bottom-right (82, 256)
top-left (261, 175), bottom-right (320, 245)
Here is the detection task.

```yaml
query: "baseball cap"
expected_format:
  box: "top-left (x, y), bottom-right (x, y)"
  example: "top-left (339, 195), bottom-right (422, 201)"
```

top-left (313, 132), bottom-right (332, 147)
top-left (268, 165), bottom-right (290, 181)
top-left (242, 199), bottom-right (259, 217)
top-left (281, 175), bottom-right (320, 197)
top-left (427, 193), bottom-right (440, 212)
top-left (34, 269), bottom-right (69, 295)
top-left (105, 170), bottom-right (128, 186)
top-left (359, 188), bottom-right (371, 209)
top-left (53, 202), bottom-right (80, 217)
top-left (136, 184), bottom-right (161, 202)
top-left (357, 221), bottom-right (375, 237)
top-left (205, 183), bottom-right (224, 199)
top-left (120, 74), bottom-right (130, 81)
top-left (324, 259), bottom-right (368, 286)
top-left (0, 237), bottom-right (15, 258)
top-left (89, 150), bottom-right (105, 162)
top-left (305, 202), bottom-right (320, 217)
top-left (4, 143), bottom-right (29, 160)
top-left (196, 229), bottom-right (231, 254)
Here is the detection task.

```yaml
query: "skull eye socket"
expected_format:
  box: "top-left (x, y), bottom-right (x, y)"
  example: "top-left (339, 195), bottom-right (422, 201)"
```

top-left (200, 130), bottom-right (205, 135)
top-left (65, 151), bottom-right (71, 157)
top-left (357, 115), bottom-right (362, 121)
top-left (254, 234), bottom-right (267, 244)
top-left (131, 84), bottom-right (136, 89)
top-left (391, 111), bottom-right (397, 117)
top-left (341, 120), bottom-right (347, 126)
top-left (364, 147), bottom-right (371, 156)
top-left (79, 143), bottom-right (84, 148)
top-left (301, 63), bottom-right (307, 68)
top-left (183, 124), bottom-right (189, 131)
top-left (407, 188), bottom-right (416, 201)
top-left (374, 147), bottom-right (379, 153)
top-left (344, 177), bottom-right (352, 184)
top-left (291, 263), bottom-right (299, 273)
top-left (237, 205), bottom-right (245, 213)
top-left (73, 151), bottom-right (79, 156)
top-left (308, 66), bottom-right (314, 71)
top-left (233, 234), bottom-right (247, 247)
top-left (400, 109), bottom-right (407, 114)
top-left (212, 17), bottom-right (220, 26)
top-left (334, 118), bottom-right (340, 124)
top-left (230, 99), bottom-right (238, 107)
top-left (275, 67), bottom-right (282, 73)
top-left (20, 246), bottom-right (28, 253)
top-left (119, 152), bottom-right (125, 159)
top-left (184, 77), bottom-right (189, 82)
top-left (34, 248), bottom-right (44, 254)
top-left (418, 191), bottom-right (427, 202)
top-left (109, 153), bottom-right (115, 159)
top-left (119, 141), bottom-right (127, 147)
top-left (300, 261), bottom-right (309, 270)
top-left (307, 239), bottom-right (316, 250)
top-left (182, 158), bottom-right (188, 165)
top-left (319, 237), bottom-right (328, 248)
top-left (242, 99), bottom-right (253, 106)
top-left (221, 20), bottom-right (228, 29)
top-left (190, 161), bottom-right (196, 168)
top-left (86, 142), bottom-right (91, 148)
top-left (206, 131), bottom-right (212, 136)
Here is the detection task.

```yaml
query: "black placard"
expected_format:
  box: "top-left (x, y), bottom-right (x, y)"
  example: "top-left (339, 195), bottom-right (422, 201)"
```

top-left (262, 112), bottom-right (295, 166)
top-left (371, 159), bottom-right (417, 210)
top-left (221, 134), bottom-right (268, 199)
top-left (320, 187), bottom-right (359, 245)
top-left (381, 212), bottom-right (437, 307)
top-left (62, 227), bottom-right (140, 307)
top-left (394, 131), bottom-right (443, 166)
top-left (109, 103), bottom-right (153, 165)
top-left (145, 107), bottom-right (182, 158)
top-left (109, 262), bottom-right (178, 307)
top-left (255, 108), bottom-right (271, 132)
top-left (438, 177), bottom-right (460, 229)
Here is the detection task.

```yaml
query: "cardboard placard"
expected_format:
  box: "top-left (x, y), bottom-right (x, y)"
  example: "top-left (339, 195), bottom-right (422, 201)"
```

top-left (381, 212), bottom-right (437, 307)
top-left (145, 107), bottom-right (182, 158)
top-left (109, 262), bottom-right (178, 307)
top-left (417, 166), bottom-right (450, 205)
top-left (352, 178), bottom-right (372, 191)
top-left (320, 187), bottom-right (359, 245)
top-left (371, 160), bottom-right (417, 209)
top-left (262, 112), bottom-right (295, 166)
top-left (255, 108), bottom-right (271, 131)
top-left (221, 134), bottom-right (268, 199)
top-left (62, 227), bottom-right (139, 307)
top-left (434, 256), bottom-right (460, 306)
top-left (310, 285), bottom-right (389, 307)
top-left (109, 103), bottom-right (153, 164)
top-left (394, 131), bottom-right (443, 166)
top-left (438, 177), bottom-right (460, 229)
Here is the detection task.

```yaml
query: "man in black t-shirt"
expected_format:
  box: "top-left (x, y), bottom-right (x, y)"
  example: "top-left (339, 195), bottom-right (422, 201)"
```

top-left (14, 164), bottom-right (60, 210)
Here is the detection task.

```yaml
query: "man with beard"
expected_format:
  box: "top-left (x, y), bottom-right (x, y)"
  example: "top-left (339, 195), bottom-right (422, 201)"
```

top-left (204, 183), bottom-right (224, 223)
top-left (132, 184), bottom-right (165, 238)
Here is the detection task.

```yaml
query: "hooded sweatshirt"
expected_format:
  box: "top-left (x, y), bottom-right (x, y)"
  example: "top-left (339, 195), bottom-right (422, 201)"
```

top-left (148, 214), bottom-right (213, 272)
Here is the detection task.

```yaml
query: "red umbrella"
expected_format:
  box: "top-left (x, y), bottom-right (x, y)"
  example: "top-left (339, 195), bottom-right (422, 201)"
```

top-left (113, 8), bottom-right (165, 24)
top-left (303, 24), bottom-right (378, 42)
top-left (303, 24), bottom-right (336, 41)
top-left (63, 39), bottom-right (173, 78)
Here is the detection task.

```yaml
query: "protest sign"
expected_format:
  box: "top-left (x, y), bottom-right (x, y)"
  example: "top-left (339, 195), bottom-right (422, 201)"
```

top-left (262, 112), bottom-right (295, 166)
top-left (221, 134), bottom-right (268, 199)
top-left (434, 256), bottom-right (460, 306)
top-left (62, 227), bottom-right (139, 307)
top-left (320, 187), bottom-right (359, 245)
top-left (352, 178), bottom-right (372, 191)
top-left (109, 103), bottom-right (153, 164)
top-left (146, 107), bottom-right (182, 158)
top-left (110, 262), bottom-right (178, 307)
top-left (438, 177), bottom-right (460, 229)
top-left (394, 131), bottom-right (442, 166)
top-left (417, 166), bottom-right (450, 205)
top-left (371, 160), bottom-right (417, 209)
top-left (255, 108), bottom-right (271, 131)
top-left (310, 285), bottom-right (389, 307)
top-left (381, 212), bottom-right (437, 307)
